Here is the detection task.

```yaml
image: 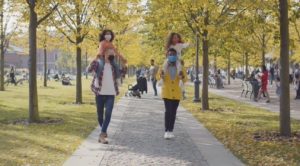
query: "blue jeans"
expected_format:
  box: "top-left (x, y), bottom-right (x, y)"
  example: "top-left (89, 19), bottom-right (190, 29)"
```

top-left (151, 78), bottom-right (157, 96)
top-left (182, 91), bottom-right (186, 100)
top-left (98, 59), bottom-right (120, 78)
top-left (270, 75), bottom-right (274, 85)
top-left (95, 95), bottom-right (115, 134)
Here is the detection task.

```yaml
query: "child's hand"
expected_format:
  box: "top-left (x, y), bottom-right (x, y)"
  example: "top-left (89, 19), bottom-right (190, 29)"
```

top-left (95, 53), bottom-right (102, 60)
top-left (190, 43), bottom-right (194, 46)
top-left (121, 57), bottom-right (127, 65)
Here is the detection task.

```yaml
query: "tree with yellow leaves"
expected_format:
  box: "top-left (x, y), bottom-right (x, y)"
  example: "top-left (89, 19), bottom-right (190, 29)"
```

top-left (14, 0), bottom-right (58, 122)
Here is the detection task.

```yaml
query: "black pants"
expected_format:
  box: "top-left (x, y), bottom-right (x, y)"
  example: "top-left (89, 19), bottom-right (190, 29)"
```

top-left (296, 81), bottom-right (300, 98)
top-left (163, 98), bottom-right (180, 132)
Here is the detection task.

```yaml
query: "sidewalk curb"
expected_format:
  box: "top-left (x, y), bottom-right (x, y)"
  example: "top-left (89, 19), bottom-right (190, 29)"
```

top-left (63, 95), bottom-right (131, 166)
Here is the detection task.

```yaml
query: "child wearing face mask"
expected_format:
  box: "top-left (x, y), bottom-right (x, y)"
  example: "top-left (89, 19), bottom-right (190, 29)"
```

top-left (97, 30), bottom-right (127, 86)
top-left (158, 32), bottom-right (193, 87)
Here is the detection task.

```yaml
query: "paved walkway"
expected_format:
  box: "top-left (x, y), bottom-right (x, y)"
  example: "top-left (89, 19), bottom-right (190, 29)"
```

top-left (186, 78), bottom-right (300, 120)
top-left (63, 82), bottom-right (244, 166)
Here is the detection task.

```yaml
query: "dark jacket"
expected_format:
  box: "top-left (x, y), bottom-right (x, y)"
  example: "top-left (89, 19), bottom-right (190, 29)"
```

top-left (246, 77), bottom-right (258, 82)
top-left (136, 70), bottom-right (141, 76)
top-left (270, 67), bottom-right (274, 75)
top-left (137, 77), bottom-right (147, 94)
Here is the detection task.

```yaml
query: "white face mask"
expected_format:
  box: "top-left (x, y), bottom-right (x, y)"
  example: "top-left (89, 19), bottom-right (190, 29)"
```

top-left (105, 35), bottom-right (112, 41)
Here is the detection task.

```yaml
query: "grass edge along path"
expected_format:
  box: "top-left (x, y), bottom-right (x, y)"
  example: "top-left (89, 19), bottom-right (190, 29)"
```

top-left (181, 85), bottom-right (300, 166)
top-left (0, 76), bottom-right (135, 166)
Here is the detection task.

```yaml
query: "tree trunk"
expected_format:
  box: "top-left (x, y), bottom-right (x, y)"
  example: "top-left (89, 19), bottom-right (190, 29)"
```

top-left (43, 47), bottom-right (47, 87)
top-left (279, 0), bottom-right (291, 136)
top-left (245, 52), bottom-right (249, 79)
top-left (29, 0), bottom-right (39, 122)
top-left (227, 54), bottom-right (230, 85)
top-left (214, 54), bottom-right (217, 72)
top-left (85, 51), bottom-right (88, 79)
top-left (243, 53), bottom-right (245, 78)
top-left (201, 10), bottom-right (209, 110)
top-left (262, 34), bottom-right (265, 65)
top-left (76, 44), bottom-right (82, 103)
top-left (0, 3), bottom-right (4, 91)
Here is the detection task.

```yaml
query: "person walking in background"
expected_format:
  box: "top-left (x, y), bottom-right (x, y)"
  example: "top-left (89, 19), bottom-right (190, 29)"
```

top-left (254, 65), bottom-right (270, 103)
top-left (86, 47), bottom-right (127, 144)
top-left (136, 67), bottom-right (141, 82)
top-left (182, 85), bottom-right (186, 101)
top-left (269, 65), bottom-right (274, 87)
top-left (39, 72), bottom-right (43, 81)
top-left (141, 68), bottom-right (145, 77)
top-left (146, 59), bottom-right (159, 99)
top-left (146, 68), bottom-right (150, 82)
top-left (294, 63), bottom-right (300, 99)
top-left (156, 48), bottom-right (188, 139)
top-left (9, 65), bottom-right (16, 85)
top-left (274, 65), bottom-right (280, 80)
top-left (275, 77), bottom-right (280, 102)
top-left (290, 66), bottom-right (294, 84)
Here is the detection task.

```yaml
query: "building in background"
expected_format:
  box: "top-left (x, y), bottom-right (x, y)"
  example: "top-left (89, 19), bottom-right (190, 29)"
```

top-left (0, 45), bottom-right (74, 74)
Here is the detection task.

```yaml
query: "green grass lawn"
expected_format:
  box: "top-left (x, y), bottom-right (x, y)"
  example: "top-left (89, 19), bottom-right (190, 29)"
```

top-left (0, 76), bottom-right (135, 166)
top-left (182, 85), bottom-right (300, 166)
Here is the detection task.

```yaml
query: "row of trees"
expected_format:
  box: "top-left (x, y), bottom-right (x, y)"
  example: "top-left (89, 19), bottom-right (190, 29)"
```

top-left (0, 0), bottom-right (297, 135)
top-left (142, 0), bottom-right (297, 136)
top-left (0, 0), bottom-right (144, 122)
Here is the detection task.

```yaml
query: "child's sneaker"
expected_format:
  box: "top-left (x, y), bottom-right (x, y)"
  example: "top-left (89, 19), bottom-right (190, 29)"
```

top-left (117, 78), bottom-right (122, 87)
top-left (158, 70), bottom-right (165, 87)
top-left (121, 66), bottom-right (127, 78)
top-left (179, 80), bottom-right (184, 88)
top-left (157, 79), bottom-right (164, 87)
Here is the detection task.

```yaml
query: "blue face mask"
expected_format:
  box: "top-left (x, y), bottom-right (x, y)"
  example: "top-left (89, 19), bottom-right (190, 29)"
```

top-left (168, 56), bottom-right (177, 63)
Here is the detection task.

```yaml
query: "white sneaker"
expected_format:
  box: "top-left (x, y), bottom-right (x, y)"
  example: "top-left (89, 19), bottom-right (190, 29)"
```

top-left (179, 80), bottom-right (184, 88)
top-left (154, 96), bottom-right (158, 99)
top-left (169, 132), bottom-right (174, 138)
top-left (164, 132), bottom-right (170, 139)
top-left (157, 79), bottom-right (164, 87)
top-left (117, 78), bottom-right (122, 87)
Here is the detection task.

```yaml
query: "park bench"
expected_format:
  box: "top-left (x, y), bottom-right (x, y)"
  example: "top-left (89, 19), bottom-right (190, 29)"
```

top-left (245, 81), bottom-right (253, 98)
top-left (209, 77), bottom-right (216, 88)
top-left (240, 81), bottom-right (248, 97)
top-left (241, 80), bottom-right (255, 98)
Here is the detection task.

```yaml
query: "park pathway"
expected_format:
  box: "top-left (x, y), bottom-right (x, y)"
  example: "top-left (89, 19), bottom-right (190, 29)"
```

top-left (186, 79), bottom-right (300, 120)
top-left (63, 82), bottom-right (244, 166)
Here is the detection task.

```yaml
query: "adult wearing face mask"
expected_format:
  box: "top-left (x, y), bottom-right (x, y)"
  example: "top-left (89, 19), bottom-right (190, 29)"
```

top-left (156, 48), bottom-right (188, 139)
top-left (86, 47), bottom-right (127, 144)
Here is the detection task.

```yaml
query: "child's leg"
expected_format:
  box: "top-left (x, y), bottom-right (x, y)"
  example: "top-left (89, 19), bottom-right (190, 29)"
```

top-left (158, 60), bottom-right (168, 86)
top-left (111, 60), bottom-right (120, 78)
top-left (176, 59), bottom-right (182, 75)
top-left (97, 58), bottom-right (104, 78)
top-left (162, 59), bottom-right (169, 74)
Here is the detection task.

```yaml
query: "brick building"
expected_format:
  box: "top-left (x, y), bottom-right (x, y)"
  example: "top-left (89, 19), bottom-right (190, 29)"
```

top-left (0, 45), bottom-right (69, 73)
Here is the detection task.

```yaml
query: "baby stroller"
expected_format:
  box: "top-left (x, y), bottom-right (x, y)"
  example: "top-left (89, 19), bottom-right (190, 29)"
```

top-left (53, 74), bottom-right (60, 81)
top-left (125, 84), bottom-right (141, 98)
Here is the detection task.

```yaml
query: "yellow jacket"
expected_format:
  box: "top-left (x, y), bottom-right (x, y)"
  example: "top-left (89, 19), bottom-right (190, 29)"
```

top-left (156, 65), bottom-right (188, 100)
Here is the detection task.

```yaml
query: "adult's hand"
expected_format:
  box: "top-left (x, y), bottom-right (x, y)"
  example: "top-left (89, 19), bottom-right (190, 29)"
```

top-left (160, 70), bottom-right (165, 78)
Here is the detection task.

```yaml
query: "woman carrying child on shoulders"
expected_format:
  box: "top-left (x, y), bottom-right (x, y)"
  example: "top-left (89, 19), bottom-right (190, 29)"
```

top-left (158, 32), bottom-right (193, 87)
